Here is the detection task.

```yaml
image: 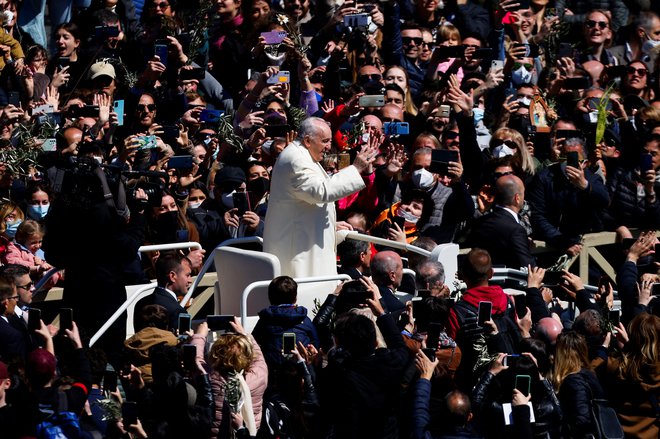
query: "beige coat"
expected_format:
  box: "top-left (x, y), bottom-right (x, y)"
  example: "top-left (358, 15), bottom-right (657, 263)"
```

top-left (264, 140), bottom-right (365, 277)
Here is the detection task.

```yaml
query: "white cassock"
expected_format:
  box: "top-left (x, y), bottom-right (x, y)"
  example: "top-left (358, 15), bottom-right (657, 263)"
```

top-left (264, 140), bottom-right (365, 278)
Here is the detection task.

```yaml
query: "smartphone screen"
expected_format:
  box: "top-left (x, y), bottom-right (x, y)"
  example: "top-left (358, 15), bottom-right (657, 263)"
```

top-left (154, 44), bottom-right (168, 67)
top-left (178, 313), bottom-right (192, 333)
top-left (183, 344), bottom-right (196, 371)
top-left (609, 309), bottom-right (620, 327)
top-left (391, 216), bottom-right (406, 230)
top-left (514, 295), bottom-right (526, 318)
top-left (477, 301), bottom-right (492, 326)
top-left (103, 370), bottom-right (117, 392)
top-left (282, 332), bottom-right (296, 353)
top-left (206, 315), bottom-right (234, 332)
top-left (426, 322), bottom-right (442, 350)
top-left (28, 308), bottom-right (42, 331)
top-left (122, 401), bottom-right (138, 426)
top-left (515, 375), bottom-right (531, 396)
top-left (567, 151), bottom-right (580, 168)
top-left (60, 308), bottom-right (73, 331)
top-left (421, 348), bottom-right (436, 361)
top-left (504, 354), bottom-right (520, 367)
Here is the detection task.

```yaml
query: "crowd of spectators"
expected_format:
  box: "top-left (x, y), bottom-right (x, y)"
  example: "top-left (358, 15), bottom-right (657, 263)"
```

top-left (0, 0), bottom-right (658, 437)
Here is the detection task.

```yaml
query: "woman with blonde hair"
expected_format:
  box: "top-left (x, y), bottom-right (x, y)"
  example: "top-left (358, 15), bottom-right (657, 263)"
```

top-left (553, 331), bottom-right (606, 438)
top-left (488, 127), bottom-right (537, 177)
top-left (192, 318), bottom-right (268, 438)
top-left (384, 65), bottom-right (418, 116)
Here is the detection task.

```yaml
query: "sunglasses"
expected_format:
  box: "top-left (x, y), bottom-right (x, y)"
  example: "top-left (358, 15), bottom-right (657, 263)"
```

top-left (493, 140), bottom-right (517, 149)
top-left (358, 73), bottom-right (382, 82)
top-left (627, 67), bottom-right (648, 76)
top-left (402, 37), bottom-right (423, 46)
top-left (585, 19), bottom-right (608, 29)
top-left (513, 62), bottom-right (533, 71)
top-left (16, 282), bottom-right (33, 290)
top-left (137, 104), bottom-right (156, 112)
top-left (444, 131), bottom-right (459, 140)
top-left (150, 1), bottom-right (170, 9)
top-left (421, 41), bottom-right (435, 49)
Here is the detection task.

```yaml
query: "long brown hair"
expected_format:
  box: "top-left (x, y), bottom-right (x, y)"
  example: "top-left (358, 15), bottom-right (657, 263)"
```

top-left (619, 313), bottom-right (660, 382)
top-left (553, 331), bottom-right (590, 391)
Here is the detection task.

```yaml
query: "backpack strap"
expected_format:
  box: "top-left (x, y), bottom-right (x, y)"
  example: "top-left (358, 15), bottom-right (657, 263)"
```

top-left (56, 390), bottom-right (68, 413)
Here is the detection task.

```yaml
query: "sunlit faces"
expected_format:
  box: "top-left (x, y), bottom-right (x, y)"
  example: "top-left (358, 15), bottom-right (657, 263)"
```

top-left (385, 89), bottom-right (404, 109)
top-left (584, 11), bottom-right (611, 46)
top-left (401, 28), bottom-right (423, 59)
top-left (303, 122), bottom-right (332, 163)
top-left (137, 94), bottom-right (156, 127)
top-left (216, 0), bottom-right (241, 17)
top-left (625, 61), bottom-right (649, 91)
top-left (55, 28), bottom-right (79, 58)
top-left (384, 67), bottom-right (408, 93)
top-left (158, 194), bottom-right (178, 215)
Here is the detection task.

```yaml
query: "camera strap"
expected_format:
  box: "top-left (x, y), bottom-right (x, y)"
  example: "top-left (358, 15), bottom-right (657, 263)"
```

top-left (93, 166), bottom-right (129, 221)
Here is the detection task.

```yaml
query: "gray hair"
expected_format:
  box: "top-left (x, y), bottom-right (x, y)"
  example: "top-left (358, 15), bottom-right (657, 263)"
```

top-left (636, 11), bottom-right (659, 33)
top-left (564, 137), bottom-right (587, 157)
top-left (413, 147), bottom-right (432, 160)
top-left (297, 117), bottom-right (329, 141)
top-left (416, 260), bottom-right (445, 290)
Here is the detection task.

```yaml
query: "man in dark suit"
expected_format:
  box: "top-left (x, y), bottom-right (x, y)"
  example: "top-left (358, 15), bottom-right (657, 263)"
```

top-left (134, 253), bottom-right (191, 331)
top-left (0, 265), bottom-right (37, 353)
top-left (0, 279), bottom-right (27, 362)
top-left (337, 239), bottom-right (372, 279)
top-left (370, 251), bottom-right (407, 313)
top-left (466, 174), bottom-right (534, 269)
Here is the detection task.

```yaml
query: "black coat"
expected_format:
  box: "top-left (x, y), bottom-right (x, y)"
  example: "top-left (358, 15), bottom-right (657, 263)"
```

top-left (134, 286), bottom-right (186, 331)
top-left (559, 369), bottom-right (605, 439)
top-left (465, 207), bottom-right (534, 269)
top-left (0, 316), bottom-right (26, 361)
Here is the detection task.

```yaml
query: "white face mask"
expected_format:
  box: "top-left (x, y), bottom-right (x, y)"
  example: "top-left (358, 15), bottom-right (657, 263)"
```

top-left (221, 191), bottom-right (235, 208)
top-left (511, 66), bottom-right (533, 85)
top-left (411, 168), bottom-right (435, 190)
top-left (189, 201), bottom-right (203, 209)
top-left (398, 209), bottom-right (419, 224)
top-left (517, 97), bottom-right (532, 107)
top-left (492, 143), bottom-right (516, 158)
top-left (642, 36), bottom-right (660, 54)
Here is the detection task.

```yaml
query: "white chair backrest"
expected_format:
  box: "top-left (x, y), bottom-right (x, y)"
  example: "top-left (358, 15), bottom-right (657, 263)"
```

top-left (214, 247), bottom-right (281, 318)
top-left (430, 243), bottom-right (460, 290)
top-left (125, 283), bottom-right (158, 338)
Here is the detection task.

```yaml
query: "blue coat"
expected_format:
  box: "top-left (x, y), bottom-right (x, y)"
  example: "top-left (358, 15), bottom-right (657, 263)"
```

top-left (252, 305), bottom-right (319, 370)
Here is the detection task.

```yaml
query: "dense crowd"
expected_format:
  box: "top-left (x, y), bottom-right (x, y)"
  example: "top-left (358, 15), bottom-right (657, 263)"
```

top-left (0, 0), bottom-right (657, 437)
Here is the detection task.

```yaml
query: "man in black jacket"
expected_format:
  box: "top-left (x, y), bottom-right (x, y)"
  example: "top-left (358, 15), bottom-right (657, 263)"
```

top-left (466, 174), bottom-right (534, 269)
top-left (134, 253), bottom-right (190, 331)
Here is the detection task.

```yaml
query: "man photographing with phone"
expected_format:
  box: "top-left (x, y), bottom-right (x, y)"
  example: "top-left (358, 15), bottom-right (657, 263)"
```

top-left (264, 117), bottom-right (378, 278)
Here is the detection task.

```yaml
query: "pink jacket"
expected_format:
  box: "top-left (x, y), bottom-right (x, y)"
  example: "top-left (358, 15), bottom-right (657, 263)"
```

top-left (3, 242), bottom-right (62, 286)
top-left (192, 333), bottom-right (268, 438)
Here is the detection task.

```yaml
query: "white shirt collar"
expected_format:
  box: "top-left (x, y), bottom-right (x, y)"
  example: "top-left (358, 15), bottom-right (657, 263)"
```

top-left (497, 205), bottom-right (520, 223)
top-left (163, 287), bottom-right (178, 301)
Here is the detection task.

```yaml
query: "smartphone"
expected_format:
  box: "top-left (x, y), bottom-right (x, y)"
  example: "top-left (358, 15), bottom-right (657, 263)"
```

top-left (417, 288), bottom-right (431, 299)
top-left (161, 125), bottom-right (180, 141)
top-left (426, 322), bottom-right (442, 350)
top-left (472, 48), bottom-right (493, 59)
top-left (41, 138), bottom-right (57, 152)
top-left (515, 374), bottom-right (531, 397)
top-left (178, 313), bottom-right (192, 333)
top-left (504, 354), bottom-right (520, 367)
top-left (103, 370), bottom-right (117, 392)
top-left (338, 153), bottom-right (350, 170)
top-left (556, 129), bottom-right (581, 140)
top-left (439, 104), bottom-right (451, 118)
top-left (232, 191), bottom-right (251, 216)
top-left (557, 43), bottom-right (573, 59)
top-left (391, 216), bottom-right (406, 230)
top-left (264, 124), bottom-right (290, 138)
top-left (266, 71), bottom-right (290, 84)
top-left (183, 343), bottom-right (196, 371)
top-left (514, 295), bottom-right (526, 318)
top-left (58, 57), bottom-right (70, 69)
top-left (653, 283), bottom-right (660, 296)
top-left (70, 105), bottom-right (100, 118)
top-left (359, 95), bottom-right (385, 107)
top-left (95, 25), bottom-right (120, 39)
top-left (567, 151), bottom-right (579, 168)
top-left (199, 109), bottom-right (224, 124)
top-left (477, 301), bottom-right (492, 326)
top-left (513, 43), bottom-right (539, 58)
top-left (261, 30), bottom-right (287, 45)
top-left (167, 155), bottom-right (193, 170)
top-left (112, 100), bottom-right (124, 126)
top-left (656, 244), bottom-right (660, 262)
top-left (7, 91), bottom-right (20, 107)
top-left (344, 13), bottom-right (370, 29)
top-left (518, 0), bottom-right (530, 9)
top-left (437, 45), bottom-right (465, 59)
top-left (282, 332), bottom-right (296, 353)
top-left (122, 401), bottom-right (138, 427)
top-left (60, 308), bottom-right (73, 331)
top-left (136, 135), bottom-right (158, 150)
top-left (563, 76), bottom-right (591, 90)
top-left (154, 44), bottom-right (168, 67)
top-left (490, 59), bottom-right (504, 72)
top-left (598, 275), bottom-right (611, 290)
top-left (175, 229), bottom-right (189, 242)
top-left (28, 308), bottom-right (41, 331)
top-left (421, 348), bottom-right (436, 361)
top-left (383, 122), bottom-right (410, 136)
top-left (609, 309), bottom-right (620, 327)
top-left (180, 67), bottom-right (206, 81)
top-left (640, 153), bottom-right (653, 173)
top-left (430, 149), bottom-right (459, 176)
top-left (206, 315), bottom-right (234, 332)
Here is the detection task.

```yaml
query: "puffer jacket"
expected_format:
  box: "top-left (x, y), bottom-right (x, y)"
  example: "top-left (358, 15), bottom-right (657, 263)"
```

top-left (606, 167), bottom-right (660, 229)
top-left (192, 333), bottom-right (268, 439)
top-left (251, 305), bottom-right (319, 371)
top-left (123, 327), bottom-right (178, 384)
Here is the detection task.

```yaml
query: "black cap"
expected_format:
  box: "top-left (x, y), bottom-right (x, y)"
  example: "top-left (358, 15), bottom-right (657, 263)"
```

top-left (214, 166), bottom-right (246, 187)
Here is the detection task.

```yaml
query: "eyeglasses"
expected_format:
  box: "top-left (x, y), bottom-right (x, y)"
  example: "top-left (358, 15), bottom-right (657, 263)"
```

top-left (420, 41), bottom-right (435, 49)
top-left (402, 37), bottom-right (423, 46)
top-left (16, 282), bottom-right (34, 290)
top-left (627, 67), bottom-right (648, 76)
top-left (137, 104), bottom-right (156, 112)
top-left (513, 62), bottom-right (533, 71)
top-left (150, 1), bottom-right (170, 10)
top-left (585, 19), bottom-right (608, 29)
top-left (358, 73), bottom-right (382, 82)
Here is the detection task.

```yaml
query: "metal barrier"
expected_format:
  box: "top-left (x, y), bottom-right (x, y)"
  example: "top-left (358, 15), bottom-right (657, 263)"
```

top-left (339, 230), bottom-right (431, 257)
top-left (89, 282), bottom-right (157, 347)
top-left (240, 274), bottom-right (351, 326)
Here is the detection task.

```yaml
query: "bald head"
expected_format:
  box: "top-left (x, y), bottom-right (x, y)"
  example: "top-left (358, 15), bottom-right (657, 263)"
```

top-left (380, 104), bottom-right (404, 123)
top-left (445, 390), bottom-right (473, 427)
top-left (371, 250), bottom-right (403, 289)
top-left (362, 115), bottom-right (383, 133)
top-left (494, 174), bottom-right (525, 211)
top-left (535, 317), bottom-right (563, 346)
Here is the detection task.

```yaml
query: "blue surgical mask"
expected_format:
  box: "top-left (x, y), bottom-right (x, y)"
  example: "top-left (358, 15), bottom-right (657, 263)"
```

top-left (473, 108), bottom-right (485, 125)
top-left (5, 219), bottom-right (21, 238)
top-left (27, 204), bottom-right (49, 220)
top-left (511, 66), bottom-right (533, 86)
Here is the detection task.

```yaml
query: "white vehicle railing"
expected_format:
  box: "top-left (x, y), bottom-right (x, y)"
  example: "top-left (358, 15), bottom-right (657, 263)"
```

top-left (338, 230), bottom-right (431, 256)
top-left (240, 274), bottom-right (351, 326)
top-left (34, 267), bottom-right (61, 292)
